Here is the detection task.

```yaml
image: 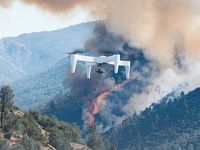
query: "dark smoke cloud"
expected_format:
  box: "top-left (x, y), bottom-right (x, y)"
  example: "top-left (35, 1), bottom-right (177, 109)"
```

top-left (41, 21), bottom-right (157, 131)
top-left (84, 22), bottom-right (124, 55)
top-left (63, 22), bottom-right (157, 130)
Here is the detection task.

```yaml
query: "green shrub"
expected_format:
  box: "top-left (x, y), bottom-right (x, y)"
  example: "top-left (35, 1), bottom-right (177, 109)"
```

top-left (20, 113), bottom-right (43, 142)
top-left (20, 135), bottom-right (40, 150)
top-left (4, 132), bottom-right (12, 139)
top-left (48, 127), bottom-right (71, 150)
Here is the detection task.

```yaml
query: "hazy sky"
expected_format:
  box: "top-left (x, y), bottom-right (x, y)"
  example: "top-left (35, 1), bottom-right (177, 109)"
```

top-left (0, 0), bottom-right (90, 39)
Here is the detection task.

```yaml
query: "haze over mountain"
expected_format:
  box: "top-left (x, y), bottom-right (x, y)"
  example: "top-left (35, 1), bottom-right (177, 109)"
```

top-left (0, 22), bottom-right (95, 110)
top-left (0, 22), bottom-right (94, 83)
top-left (12, 59), bottom-right (69, 110)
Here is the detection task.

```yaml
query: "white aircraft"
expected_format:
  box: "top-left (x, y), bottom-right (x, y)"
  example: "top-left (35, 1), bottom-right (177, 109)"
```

top-left (69, 52), bottom-right (130, 79)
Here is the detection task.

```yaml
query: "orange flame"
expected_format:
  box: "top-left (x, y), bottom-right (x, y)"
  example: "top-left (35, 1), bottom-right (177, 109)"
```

top-left (88, 80), bottom-right (129, 125)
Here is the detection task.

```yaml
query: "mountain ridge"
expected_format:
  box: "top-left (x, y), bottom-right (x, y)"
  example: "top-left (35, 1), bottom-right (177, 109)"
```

top-left (0, 22), bottom-right (95, 83)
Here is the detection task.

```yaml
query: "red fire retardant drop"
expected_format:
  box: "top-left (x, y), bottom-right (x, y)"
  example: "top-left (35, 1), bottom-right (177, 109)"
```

top-left (88, 80), bottom-right (130, 125)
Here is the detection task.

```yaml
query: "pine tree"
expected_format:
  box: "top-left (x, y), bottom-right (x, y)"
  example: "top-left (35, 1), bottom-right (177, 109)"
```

top-left (110, 145), bottom-right (117, 150)
top-left (0, 86), bottom-right (14, 126)
top-left (87, 123), bottom-right (103, 150)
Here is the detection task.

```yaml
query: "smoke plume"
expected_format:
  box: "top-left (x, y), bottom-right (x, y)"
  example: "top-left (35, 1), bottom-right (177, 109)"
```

top-left (104, 0), bottom-right (200, 68)
top-left (11, 0), bottom-right (200, 67)
top-left (81, 0), bottom-right (200, 129)
top-left (4, 0), bottom-right (200, 66)
top-left (4, 0), bottom-right (200, 130)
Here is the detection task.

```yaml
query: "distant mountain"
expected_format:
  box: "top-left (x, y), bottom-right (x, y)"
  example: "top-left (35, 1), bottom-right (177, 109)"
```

top-left (11, 59), bottom-right (69, 110)
top-left (105, 88), bottom-right (200, 150)
top-left (0, 22), bottom-right (95, 83)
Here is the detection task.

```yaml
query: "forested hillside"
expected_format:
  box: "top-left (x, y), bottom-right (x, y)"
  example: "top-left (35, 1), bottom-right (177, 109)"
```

top-left (105, 88), bottom-right (200, 150)
top-left (12, 59), bottom-right (69, 110)
top-left (0, 86), bottom-right (114, 150)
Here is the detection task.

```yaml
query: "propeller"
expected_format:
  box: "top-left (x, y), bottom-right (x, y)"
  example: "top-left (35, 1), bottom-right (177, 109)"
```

top-left (63, 49), bottom-right (85, 55)
top-left (63, 49), bottom-right (144, 61)
top-left (63, 49), bottom-right (85, 58)
top-left (98, 50), bottom-right (121, 55)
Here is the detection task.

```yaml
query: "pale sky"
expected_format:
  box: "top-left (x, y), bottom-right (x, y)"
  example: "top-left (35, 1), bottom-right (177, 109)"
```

top-left (0, 0), bottom-right (91, 39)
